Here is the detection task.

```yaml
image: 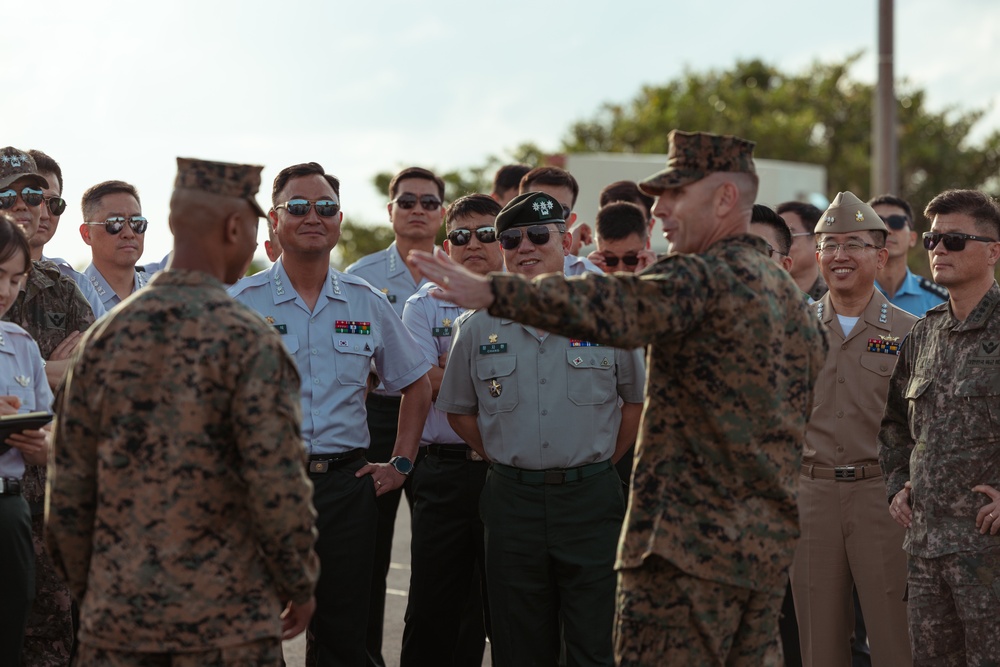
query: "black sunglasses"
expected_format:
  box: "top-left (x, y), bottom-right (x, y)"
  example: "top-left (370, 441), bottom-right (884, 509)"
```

top-left (603, 253), bottom-right (640, 267)
top-left (0, 187), bottom-right (44, 209)
top-left (922, 232), bottom-right (997, 251)
top-left (85, 216), bottom-right (149, 235)
top-left (447, 226), bottom-right (497, 246)
top-left (498, 225), bottom-right (564, 250)
top-left (392, 193), bottom-right (442, 211)
top-left (45, 195), bottom-right (67, 216)
top-left (275, 198), bottom-right (340, 217)
top-left (881, 214), bottom-right (909, 231)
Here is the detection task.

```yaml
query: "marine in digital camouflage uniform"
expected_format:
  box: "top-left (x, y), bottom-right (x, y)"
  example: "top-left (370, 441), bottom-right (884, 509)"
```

top-left (877, 189), bottom-right (1000, 666)
top-left (46, 157), bottom-right (319, 666)
top-left (409, 130), bottom-right (828, 666)
top-left (1, 146), bottom-right (95, 667)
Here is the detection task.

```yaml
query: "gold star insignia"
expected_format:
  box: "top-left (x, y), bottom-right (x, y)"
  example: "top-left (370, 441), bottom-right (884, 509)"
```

top-left (442, 318), bottom-right (452, 327)
top-left (488, 333), bottom-right (498, 343)
top-left (381, 288), bottom-right (390, 294)
top-left (265, 316), bottom-right (275, 324)
top-left (855, 210), bottom-right (864, 222)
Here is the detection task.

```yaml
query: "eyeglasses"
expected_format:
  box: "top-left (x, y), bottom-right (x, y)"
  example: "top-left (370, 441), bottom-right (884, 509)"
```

top-left (881, 214), bottom-right (909, 231)
top-left (447, 226), bottom-right (497, 246)
top-left (0, 187), bottom-right (44, 209)
top-left (498, 225), bottom-right (564, 250)
top-left (816, 240), bottom-right (882, 256)
top-left (44, 195), bottom-right (67, 216)
top-left (602, 253), bottom-right (640, 267)
top-left (84, 216), bottom-right (149, 235)
top-left (275, 198), bottom-right (340, 217)
top-left (764, 244), bottom-right (788, 258)
top-left (392, 193), bottom-right (442, 211)
top-left (922, 232), bottom-right (998, 251)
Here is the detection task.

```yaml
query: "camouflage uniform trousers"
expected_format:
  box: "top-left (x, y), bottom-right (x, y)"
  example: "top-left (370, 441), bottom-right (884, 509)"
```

top-left (73, 637), bottom-right (282, 667)
top-left (908, 550), bottom-right (1000, 667)
top-left (614, 555), bottom-right (785, 667)
top-left (23, 471), bottom-right (75, 667)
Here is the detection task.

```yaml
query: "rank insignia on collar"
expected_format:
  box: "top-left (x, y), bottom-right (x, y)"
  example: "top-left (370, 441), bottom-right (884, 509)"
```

top-left (265, 316), bottom-right (275, 324)
top-left (14, 375), bottom-right (30, 387)
top-left (442, 318), bottom-right (452, 327)
top-left (488, 333), bottom-right (498, 344)
top-left (855, 210), bottom-right (864, 222)
top-left (488, 379), bottom-right (502, 397)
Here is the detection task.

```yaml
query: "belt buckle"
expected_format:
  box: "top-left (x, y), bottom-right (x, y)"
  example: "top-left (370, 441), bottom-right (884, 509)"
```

top-left (469, 450), bottom-right (483, 462)
top-left (543, 470), bottom-right (565, 485)
top-left (309, 461), bottom-right (330, 474)
top-left (834, 465), bottom-right (857, 481)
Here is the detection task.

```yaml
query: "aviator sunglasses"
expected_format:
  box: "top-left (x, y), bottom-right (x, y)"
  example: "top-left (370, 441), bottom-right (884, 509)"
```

top-left (0, 187), bottom-right (44, 209)
top-left (498, 225), bottom-right (564, 250)
top-left (45, 195), bottom-right (67, 216)
top-left (922, 232), bottom-right (998, 252)
top-left (447, 226), bottom-right (497, 246)
top-left (603, 253), bottom-right (640, 267)
top-left (84, 216), bottom-right (149, 235)
top-left (275, 198), bottom-right (341, 217)
top-left (392, 193), bottom-right (442, 211)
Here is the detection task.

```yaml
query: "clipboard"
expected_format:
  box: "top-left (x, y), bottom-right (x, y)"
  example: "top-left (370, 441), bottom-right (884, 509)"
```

top-left (0, 412), bottom-right (53, 456)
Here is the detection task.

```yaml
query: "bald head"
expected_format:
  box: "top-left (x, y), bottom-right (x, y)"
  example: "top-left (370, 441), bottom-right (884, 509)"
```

top-left (169, 188), bottom-right (260, 283)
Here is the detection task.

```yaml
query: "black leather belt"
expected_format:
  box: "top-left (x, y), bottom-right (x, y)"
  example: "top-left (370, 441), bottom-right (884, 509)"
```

top-left (491, 460), bottom-right (612, 485)
top-left (308, 449), bottom-right (365, 473)
top-left (426, 444), bottom-right (486, 462)
top-left (0, 477), bottom-right (22, 496)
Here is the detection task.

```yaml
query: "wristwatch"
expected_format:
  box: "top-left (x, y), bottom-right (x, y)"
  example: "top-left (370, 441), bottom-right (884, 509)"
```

top-left (388, 455), bottom-right (414, 476)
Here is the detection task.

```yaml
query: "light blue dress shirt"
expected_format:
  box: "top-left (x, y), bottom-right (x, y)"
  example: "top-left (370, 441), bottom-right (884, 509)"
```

top-left (0, 321), bottom-right (54, 479)
top-left (875, 268), bottom-right (948, 316)
top-left (40, 256), bottom-right (107, 318)
top-left (83, 263), bottom-right (150, 310)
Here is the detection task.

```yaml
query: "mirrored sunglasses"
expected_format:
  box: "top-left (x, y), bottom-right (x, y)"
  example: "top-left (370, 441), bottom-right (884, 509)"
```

top-left (392, 194), bottom-right (442, 211)
top-left (922, 232), bottom-right (997, 252)
top-left (0, 187), bottom-right (44, 209)
top-left (498, 225), bottom-right (563, 250)
top-left (603, 253), bottom-right (640, 267)
top-left (447, 226), bottom-right (497, 246)
top-left (45, 195), bottom-right (67, 216)
top-left (84, 216), bottom-right (149, 235)
top-left (275, 199), bottom-right (340, 217)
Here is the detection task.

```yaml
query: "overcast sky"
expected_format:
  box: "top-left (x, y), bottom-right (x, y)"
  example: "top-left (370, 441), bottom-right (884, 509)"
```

top-left (7, 0), bottom-right (1000, 268)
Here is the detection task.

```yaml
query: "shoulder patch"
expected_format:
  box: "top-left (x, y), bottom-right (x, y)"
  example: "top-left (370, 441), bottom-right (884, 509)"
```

top-left (917, 276), bottom-right (949, 299)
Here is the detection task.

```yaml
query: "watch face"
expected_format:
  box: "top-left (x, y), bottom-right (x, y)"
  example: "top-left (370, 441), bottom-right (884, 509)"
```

top-left (391, 456), bottom-right (413, 475)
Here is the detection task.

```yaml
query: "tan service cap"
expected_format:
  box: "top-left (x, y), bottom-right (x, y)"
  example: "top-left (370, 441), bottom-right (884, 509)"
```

top-left (814, 191), bottom-right (887, 235)
top-left (638, 130), bottom-right (756, 196)
top-left (174, 157), bottom-right (267, 218)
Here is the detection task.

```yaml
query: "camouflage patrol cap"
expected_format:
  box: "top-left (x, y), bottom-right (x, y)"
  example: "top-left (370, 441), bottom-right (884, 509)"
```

top-left (0, 147), bottom-right (49, 190)
top-left (174, 157), bottom-right (267, 218)
top-left (638, 130), bottom-right (756, 196)
top-left (814, 191), bottom-right (888, 235)
top-left (496, 191), bottom-right (566, 234)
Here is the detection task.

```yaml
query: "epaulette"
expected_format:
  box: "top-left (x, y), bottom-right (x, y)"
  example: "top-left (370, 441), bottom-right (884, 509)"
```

top-left (227, 270), bottom-right (271, 297)
top-left (336, 271), bottom-right (392, 300)
top-left (917, 276), bottom-right (949, 299)
top-left (344, 249), bottom-right (386, 273)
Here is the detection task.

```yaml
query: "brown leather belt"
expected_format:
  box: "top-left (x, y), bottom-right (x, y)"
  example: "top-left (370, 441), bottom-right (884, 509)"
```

top-left (800, 463), bottom-right (882, 482)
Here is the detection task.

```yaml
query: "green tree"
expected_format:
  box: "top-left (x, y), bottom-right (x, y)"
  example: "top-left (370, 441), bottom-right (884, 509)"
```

top-left (563, 53), bottom-right (1000, 223)
top-left (333, 218), bottom-right (397, 270)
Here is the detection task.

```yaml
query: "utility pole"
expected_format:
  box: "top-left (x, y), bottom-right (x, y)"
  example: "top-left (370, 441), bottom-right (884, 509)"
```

top-left (873, 0), bottom-right (897, 195)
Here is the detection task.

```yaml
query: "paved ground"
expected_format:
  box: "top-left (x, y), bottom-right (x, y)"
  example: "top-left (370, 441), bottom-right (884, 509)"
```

top-left (281, 503), bottom-right (492, 667)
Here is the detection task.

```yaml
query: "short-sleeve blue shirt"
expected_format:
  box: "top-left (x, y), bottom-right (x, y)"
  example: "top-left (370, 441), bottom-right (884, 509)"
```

top-left (0, 321), bottom-right (54, 479)
top-left (229, 259), bottom-right (431, 455)
top-left (875, 268), bottom-right (948, 316)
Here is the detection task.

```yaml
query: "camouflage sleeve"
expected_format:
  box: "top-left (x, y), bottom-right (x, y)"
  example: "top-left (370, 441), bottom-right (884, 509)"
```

top-left (878, 333), bottom-right (914, 501)
top-left (232, 338), bottom-right (319, 605)
top-left (45, 349), bottom-right (100, 602)
top-left (488, 263), bottom-right (710, 350)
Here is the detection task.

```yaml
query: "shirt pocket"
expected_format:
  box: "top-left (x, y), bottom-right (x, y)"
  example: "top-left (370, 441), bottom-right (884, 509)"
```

top-left (955, 371), bottom-right (1000, 442)
top-left (475, 354), bottom-right (518, 415)
top-left (332, 333), bottom-right (375, 386)
top-left (280, 334), bottom-right (300, 357)
top-left (565, 349), bottom-right (615, 406)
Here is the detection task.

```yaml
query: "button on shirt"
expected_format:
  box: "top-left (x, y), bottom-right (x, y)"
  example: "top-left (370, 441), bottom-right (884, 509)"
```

top-left (345, 242), bottom-right (427, 397)
top-left (402, 282), bottom-right (466, 446)
top-left (84, 263), bottom-right (150, 310)
top-left (875, 268), bottom-right (948, 316)
top-left (0, 321), bottom-right (53, 480)
top-left (437, 311), bottom-right (645, 469)
top-left (229, 259), bottom-right (431, 456)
